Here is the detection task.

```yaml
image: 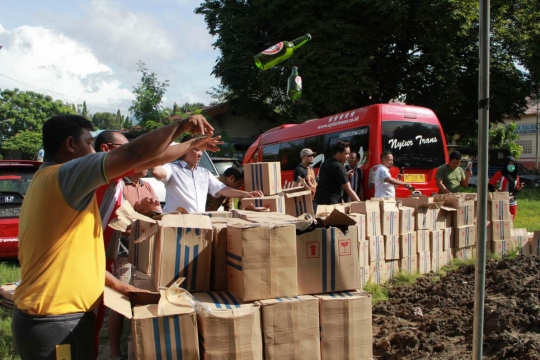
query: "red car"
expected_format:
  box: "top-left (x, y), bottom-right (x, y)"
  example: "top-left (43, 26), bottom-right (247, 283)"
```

top-left (0, 160), bottom-right (42, 258)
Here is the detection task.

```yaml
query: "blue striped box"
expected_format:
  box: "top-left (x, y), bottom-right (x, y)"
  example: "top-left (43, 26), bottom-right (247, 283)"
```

top-left (454, 246), bottom-right (475, 261)
top-left (399, 232), bottom-right (417, 258)
top-left (128, 220), bottom-right (157, 274)
top-left (283, 190), bottom-right (314, 216)
top-left (384, 235), bottom-right (400, 260)
top-left (350, 201), bottom-right (381, 236)
top-left (417, 229), bottom-right (430, 253)
top-left (258, 295), bottom-right (320, 360)
top-left (531, 231), bottom-right (540, 256)
top-left (297, 226), bottom-right (360, 295)
top-left (455, 225), bottom-right (476, 248)
top-left (382, 207), bottom-right (400, 236)
top-left (153, 214), bottom-right (214, 292)
top-left (442, 227), bottom-right (454, 251)
top-left (454, 200), bottom-right (475, 226)
top-left (511, 228), bottom-right (530, 256)
top-left (430, 230), bottom-right (443, 254)
top-left (399, 256), bottom-right (418, 274)
top-left (315, 290), bottom-right (373, 360)
top-left (227, 223), bottom-right (298, 302)
top-left (368, 235), bottom-right (385, 262)
top-left (399, 206), bottom-right (415, 233)
top-left (417, 251), bottom-right (431, 274)
top-left (490, 220), bottom-right (511, 241)
top-left (359, 266), bottom-right (371, 289)
top-left (104, 287), bottom-right (199, 360)
top-left (193, 291), bottom-right (263, 359)
top-left (369, 260), bottom-right (387, 284)
top-left (244, 162), bottom-right (282, 196)
top-left (358, 240), bottom-right (369, 268)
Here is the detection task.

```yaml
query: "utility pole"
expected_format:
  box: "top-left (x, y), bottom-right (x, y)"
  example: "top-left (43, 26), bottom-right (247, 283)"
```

top-left (536, 95), bottom-right (539, 170)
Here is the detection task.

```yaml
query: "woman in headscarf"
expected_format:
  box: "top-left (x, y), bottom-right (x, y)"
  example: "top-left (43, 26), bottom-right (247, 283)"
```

top-left (488, 156), bottom-right (525, 219)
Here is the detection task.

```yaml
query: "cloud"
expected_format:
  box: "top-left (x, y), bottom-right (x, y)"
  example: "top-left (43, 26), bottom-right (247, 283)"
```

top-left (0, 23), bottom-right (134, 113)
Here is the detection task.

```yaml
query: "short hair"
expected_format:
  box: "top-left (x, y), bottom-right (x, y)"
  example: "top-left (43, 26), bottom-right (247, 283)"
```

top-left (380, 151), bottom-right (393, 160)
top-left (449, 151), bottom-right (462, 161)
top-left (94, 131), bottom-right (119, 152)
top-left (332, 140), bottom-right (350, 155)
top-left (42, 115), bottom-right (93, 160)
top-left (223, 165), bottom-right (244, 181)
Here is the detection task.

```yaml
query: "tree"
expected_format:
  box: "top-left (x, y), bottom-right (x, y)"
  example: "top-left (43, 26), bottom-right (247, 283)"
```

top-left (92, 112), bottom-right (118, 130)
top-left (78, 101), bottom-right (90, 119)
top-left (122, 116), bottom-right (133, 130)
top-left (458, 121), bottom-right (523, 159)
top-left (0, 88), bottom-right (76, 158)
top-left (195, 0), bottom-right (538, 135)
top-left (129, 61), bottom-right (169, 126)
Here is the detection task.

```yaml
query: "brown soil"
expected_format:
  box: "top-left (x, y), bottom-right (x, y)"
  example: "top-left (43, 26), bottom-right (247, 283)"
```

top-left (372, 255), bottom-right (540, 360)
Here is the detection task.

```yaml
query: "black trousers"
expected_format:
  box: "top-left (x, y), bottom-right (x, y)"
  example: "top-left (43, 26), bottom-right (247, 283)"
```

top-left (12, 307), bottom-right (96, 360)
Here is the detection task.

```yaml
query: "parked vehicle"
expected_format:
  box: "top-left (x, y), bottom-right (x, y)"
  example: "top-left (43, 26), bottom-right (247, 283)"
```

top-left (210, 157), bottom-right (241, 176)
top-left (243, 103), bottom-right (449, 198)
top-left (0, 160), bottom-right (42, 258)
top-left (518, 164), bottom-right (540, 187)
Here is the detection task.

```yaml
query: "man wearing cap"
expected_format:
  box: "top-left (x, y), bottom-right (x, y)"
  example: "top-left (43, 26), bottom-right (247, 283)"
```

top-left (293, 148), bottom-right (318, 197)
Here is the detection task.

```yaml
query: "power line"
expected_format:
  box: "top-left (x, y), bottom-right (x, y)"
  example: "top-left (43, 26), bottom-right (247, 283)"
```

top-left (0, 72), bottom-right (133, 113)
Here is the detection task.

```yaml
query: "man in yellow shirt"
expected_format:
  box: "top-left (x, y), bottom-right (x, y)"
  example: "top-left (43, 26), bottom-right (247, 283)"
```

top-left (13, 114), bottom-right (221, 360)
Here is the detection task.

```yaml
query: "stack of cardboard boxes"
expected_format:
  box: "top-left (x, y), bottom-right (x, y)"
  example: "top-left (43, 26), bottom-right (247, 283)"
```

top-left (108, 162), bottom-right (374, 360)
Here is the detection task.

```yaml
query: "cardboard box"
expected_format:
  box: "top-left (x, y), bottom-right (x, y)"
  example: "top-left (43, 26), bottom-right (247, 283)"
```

top-left (451, 199), bottom-right (475, 227)
top-left (531, 231), bottom-right (540, 256)
top-left (369, 261), bottom-right (387, 285)
top-left (491, 240), bottom-right (515, 256)
top-left (209, 217), bottom-right (252, 290)
top-left (511, 228), bottom-right (531, 256)
top-left (398, 206), bottom-right (415, 234)
top-left (315, 290), bottom-right (373, 360)
top-left (399, 232), bottom-right (417, 259)
top-left (350, 201), bottom-right (381, 237)
top-left (417, 251), bottom-right (431, 274)
top-left (297, 217), bottom-right (360, 294)
top-left (227, 223), bottom-right (298, 302)
top-left (454, 246), bottom-right (475, 261)
top-left (417, 229), bottom-right (430, 253)
top-left (283, 189), bottom-right (314, 216)
top-left (368, 235), bottom-right (385, 262)
top-left (455, 225), bottom-right (476, 248)
top-left (381, 202), bottom-right (400, 235)
top-left (128, 219), bottom-right (157, 274)
top-left (104, 287), bottom-right (199, 360)
top-left (240, 196), bottom-right (285, 213)
top-left (193, 291), bottom-right (263, 359)
top-left (385, 260), bottom-right (399, 280)
top-left (130, 268), bottom-right (156, 292)
top-left (442, 227), bottom-right (454, 251)
top-left (359, 266), bottom-right (370, 289)
top-left (431, 252), bottom-right (442, 272)
top-left (444, 248), bottom-right (454, 265)
top-left (489, 192), bottom-right (510, 221)
top-left (244, 162), bottom-right (282, 196)
top-left (194, 211), bottom-right (232, 218)
top-left (358, 240), bottom-right (369, 268)
top-left (384, 235), bottom-right (400, 260)
top-left (400, 256), bottom-right (418, 274)
top-left (258, 296), bottom-right (321, 360)
top-left (316, 203), bottom-right (347, 215)
top-left (348, 213), bottom-right (366, 241)
top-left (399, 196), bottom-right (442, 231)
top-left (490, 220), bottom-right (512, 241)
top-left (0, 283), bottom-right (17, 310)
top-left (430, 230), bottom-right (444, 254)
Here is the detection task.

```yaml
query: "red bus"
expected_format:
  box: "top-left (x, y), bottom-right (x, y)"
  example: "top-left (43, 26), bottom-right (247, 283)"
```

top-left (243, 103), bottom-right (449, 199)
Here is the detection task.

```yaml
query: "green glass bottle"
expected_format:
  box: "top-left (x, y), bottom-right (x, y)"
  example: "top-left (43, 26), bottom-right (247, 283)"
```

top-left (254, 34), bottom-right (311, 71)
top-left (287, 67), bottom-right (302, 101)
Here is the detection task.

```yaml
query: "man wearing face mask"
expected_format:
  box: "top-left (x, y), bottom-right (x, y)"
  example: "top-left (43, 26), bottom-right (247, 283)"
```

top-left (488, 156), bottom-right (524, 219)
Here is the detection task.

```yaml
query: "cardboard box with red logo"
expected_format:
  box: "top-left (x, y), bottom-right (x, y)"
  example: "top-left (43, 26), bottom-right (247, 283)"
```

top-left (454, 246), bottom-right (475, 261)
top-left (358, 240), bottom-right (369, 268)
top-left (240, 196), bottom-right (285, 214)
top-left (369, 260), bottom-right (387, 284)
top-left (368, 235), bottom-right (385, 262)
top-left (417, 229), bottom-right (430, 253)
top-left (398, 205), bottom-right (415, 234)
top-left (417, 251), bottom-right (431, 274)
top-left (511, 228), bottom-right (530, 256)
top-left (400, 255), bottom-right (418, 274)
top-left (381, 201), bottom-right (400, 235)
top-left (455, 225), bottom-right (476, 248)
top-left (359, 266), bottom-right (371, 289)
top-left (384, 235), bottom-right (400, 260)
top-left (489, 192), bottom-right (510, 221)
top-left (350, 201), bottom-right (381, 237)
top-left (281, 187), bottom-right (314, 216)
top-left (442, 227), bottom-right (454, 251)
top-left (490, 220), bottom-right (512, 241)
top-left (430, 230), bottom-right (444, 254)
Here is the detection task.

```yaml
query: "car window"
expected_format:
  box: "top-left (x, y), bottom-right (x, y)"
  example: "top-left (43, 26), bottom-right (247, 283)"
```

top-left (199, 151), bottom-right (218, 176)
top-left (214, 161), bottom-right (235, 175)
top-left (0, 167), bottom-right (37, 195)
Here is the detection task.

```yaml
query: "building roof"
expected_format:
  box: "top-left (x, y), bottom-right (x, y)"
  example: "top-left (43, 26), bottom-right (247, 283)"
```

top-left (202, 103), bottom-right (230, 117)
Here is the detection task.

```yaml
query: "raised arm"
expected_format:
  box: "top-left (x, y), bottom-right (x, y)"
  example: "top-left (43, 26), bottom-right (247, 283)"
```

top-left (104, 115), bottom-right (213, 180)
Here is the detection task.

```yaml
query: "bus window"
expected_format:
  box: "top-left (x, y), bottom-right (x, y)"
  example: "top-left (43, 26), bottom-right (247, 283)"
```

top-left (324, 126), bottom-right (370, 168)
top-left (279, 139), bottom-right (306, 171)
top-left (262, 143), bottom-right (280, 162)
top-left (382, 121), bottom-right (445, 169)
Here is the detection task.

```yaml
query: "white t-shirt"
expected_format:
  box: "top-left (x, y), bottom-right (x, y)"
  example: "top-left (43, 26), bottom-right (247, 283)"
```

top-left (161, 161), bottom-right (227, 213)
top-left (374, 165), bottom-right (395, 198)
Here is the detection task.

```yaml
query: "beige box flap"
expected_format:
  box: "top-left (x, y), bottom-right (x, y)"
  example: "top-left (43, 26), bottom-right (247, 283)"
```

top-left (160, 213), bottom-right (213, 230)
top-left (103, 287), bottom-right (134, 319)
top-left (318, 209), bottom-right (357, 227)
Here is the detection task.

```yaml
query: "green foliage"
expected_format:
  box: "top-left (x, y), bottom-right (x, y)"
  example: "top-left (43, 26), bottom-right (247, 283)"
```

top-left (78, 101), bottom-right (90, 119)
top-left (122, 116), bottom-right (133, 130)
top-left (0, 89), bottom-right (76, 158)
top-left (196, 0), bottom-right (536, 133)
top-left (391, 271), bottom-right (420, 286)
top-left (363, 282), bottom-right (388, 305)
top-left (129, 61), bottom-right (170, 126)
top-left (213, 131), bottom-right (236, 157)
top-left (92, 112), bottom-right (120, 130)
top-left (458, 121), bottom-right (523, 159)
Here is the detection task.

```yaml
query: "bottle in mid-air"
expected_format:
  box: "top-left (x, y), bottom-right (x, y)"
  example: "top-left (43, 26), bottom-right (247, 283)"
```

top-left (287, 67), bottom-right (302, 101)
top-left (254, 34), bottom-right (311, 71)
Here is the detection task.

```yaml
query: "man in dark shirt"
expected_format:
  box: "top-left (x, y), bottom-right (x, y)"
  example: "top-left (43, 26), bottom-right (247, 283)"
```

top-left (293, 148), bottom-right (317, 197)
top-left (345, 151), bottom-right (364, 201)
top-left (313, 141), bottom-right (360, 212)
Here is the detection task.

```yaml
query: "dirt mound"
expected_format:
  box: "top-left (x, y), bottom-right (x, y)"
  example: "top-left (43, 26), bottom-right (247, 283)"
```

top-left (373, 255), bottom-right (540, 360)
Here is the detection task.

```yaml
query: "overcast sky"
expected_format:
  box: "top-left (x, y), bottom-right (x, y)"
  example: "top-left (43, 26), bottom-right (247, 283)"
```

top-left (0, 0), bottom-right (221, 116)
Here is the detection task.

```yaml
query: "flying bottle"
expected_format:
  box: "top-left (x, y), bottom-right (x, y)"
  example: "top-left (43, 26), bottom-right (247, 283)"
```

top-left (287, 67), bottom-right (302, 101)
top-left (254, 34), bottom-right (311, 71)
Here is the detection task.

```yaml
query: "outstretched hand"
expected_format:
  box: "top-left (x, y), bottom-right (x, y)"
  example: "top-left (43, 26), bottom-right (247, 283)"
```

top-left (194, 135), bottom-right (224, 152)
top-left (180, 114), bottom-right (214, 135)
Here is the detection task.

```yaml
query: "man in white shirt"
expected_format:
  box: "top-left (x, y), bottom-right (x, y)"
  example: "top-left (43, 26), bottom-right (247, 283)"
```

top-left (374, 151), bottom-right (413, 198)
top-left (152, 135), bottom-right (263, 213)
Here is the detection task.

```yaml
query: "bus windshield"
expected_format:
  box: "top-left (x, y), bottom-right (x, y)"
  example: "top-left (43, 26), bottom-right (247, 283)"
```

top-left (382, 121), bottom-right (446, 169)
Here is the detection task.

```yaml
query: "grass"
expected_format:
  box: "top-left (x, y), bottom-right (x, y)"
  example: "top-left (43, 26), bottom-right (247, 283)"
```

top-left (0, 261), bottom-right (20, 360)
top-left (514, 187), bottom-right (540, 231)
